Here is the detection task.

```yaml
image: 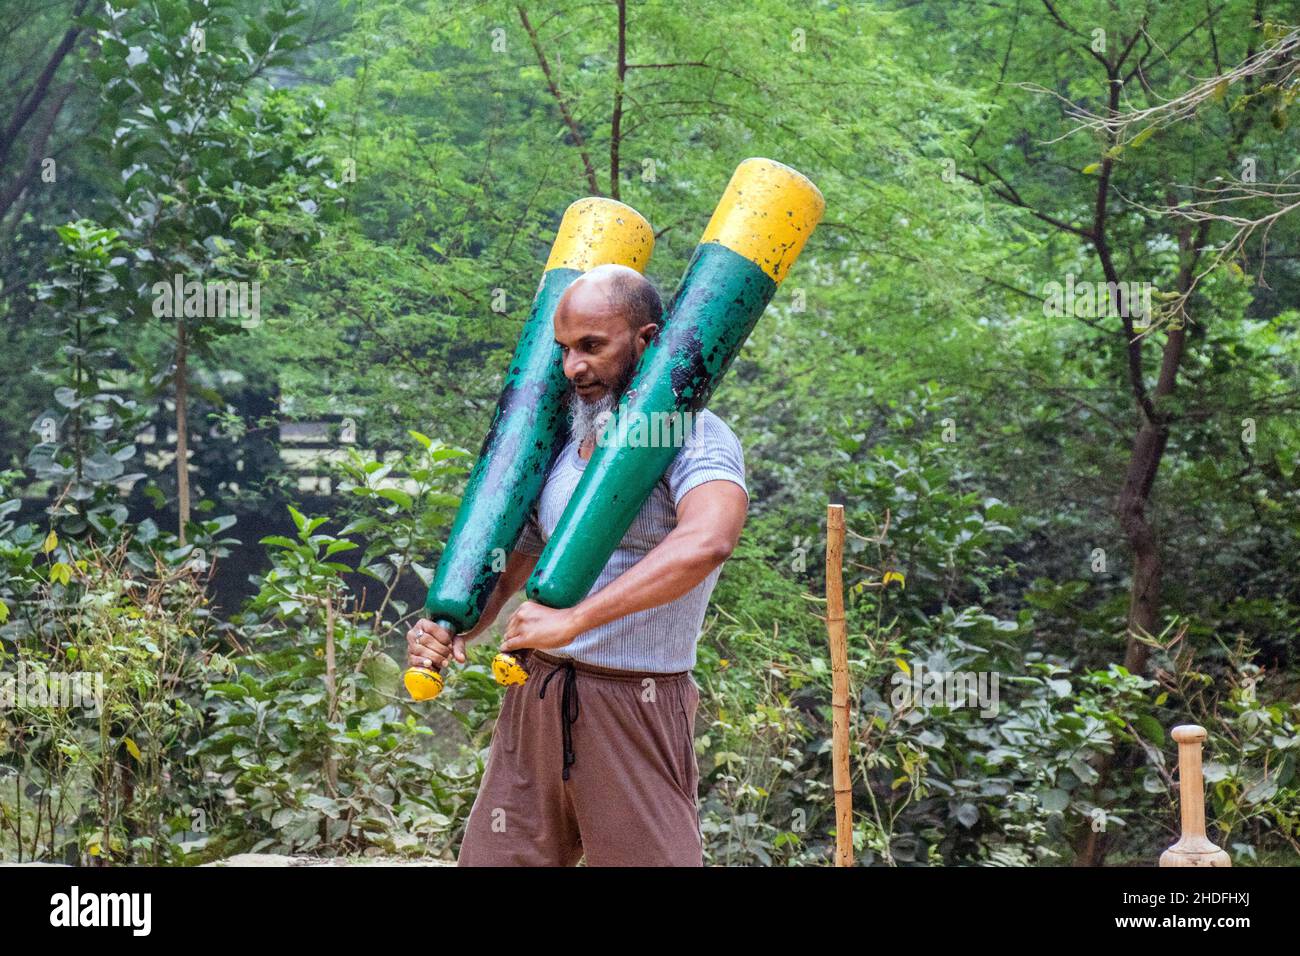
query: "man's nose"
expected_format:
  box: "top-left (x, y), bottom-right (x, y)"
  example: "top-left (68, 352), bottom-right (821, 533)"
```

top-left (564, 353), bottom-right (588, 379)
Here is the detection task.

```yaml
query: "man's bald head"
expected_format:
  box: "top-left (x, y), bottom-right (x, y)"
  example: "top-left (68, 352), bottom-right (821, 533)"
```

top-left (558, 263), bottom-right (662, 333)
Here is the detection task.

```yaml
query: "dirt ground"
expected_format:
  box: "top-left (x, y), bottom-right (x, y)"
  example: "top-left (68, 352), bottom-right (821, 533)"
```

top-left (203, 853), bottom-right (456, 866)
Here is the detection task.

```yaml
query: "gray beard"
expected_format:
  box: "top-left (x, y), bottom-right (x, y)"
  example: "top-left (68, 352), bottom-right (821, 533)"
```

top-left (567, 390), bottom-right (618, 449)
top-left (567, 358), bottom-right (637, 448)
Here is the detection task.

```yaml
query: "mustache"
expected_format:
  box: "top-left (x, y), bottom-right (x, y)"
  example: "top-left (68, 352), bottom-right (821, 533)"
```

top-left (572, 361), bottom-right (636, 397)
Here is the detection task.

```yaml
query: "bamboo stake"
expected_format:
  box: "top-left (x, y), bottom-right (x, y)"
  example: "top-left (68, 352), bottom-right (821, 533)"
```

top-left (825, 504), bottom-right (853, 866)
top-left (1159, 724), bottom-right (1231, 867)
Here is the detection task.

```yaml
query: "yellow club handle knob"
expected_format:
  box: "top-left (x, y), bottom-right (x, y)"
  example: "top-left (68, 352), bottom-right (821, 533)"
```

top-left (544, 197), bottom-right (655, 273)
top-left (698, 157), bottom-right (825, 285)
top-left (491, 652), bottom-right (530, 687)
top-left (403, 667), bottom-right (444, 702)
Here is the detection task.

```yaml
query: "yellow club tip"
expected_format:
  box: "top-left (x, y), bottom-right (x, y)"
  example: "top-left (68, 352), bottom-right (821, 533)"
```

top-left (545, 197), bottom-right (656, 273)
top-left (700, 158), bottom-right (825, 284)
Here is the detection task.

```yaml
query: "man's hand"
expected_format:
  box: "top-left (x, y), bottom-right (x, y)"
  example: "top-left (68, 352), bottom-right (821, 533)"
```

top-left (406, 619), bottom-right (467, 671)
top-left (404, 549), bottom-right (541, 671)
top-left (500, 601), bottom-right (580, 654)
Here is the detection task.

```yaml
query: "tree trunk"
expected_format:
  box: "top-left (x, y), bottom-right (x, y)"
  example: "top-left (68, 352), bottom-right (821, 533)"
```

top-left (324, 594), bottom-right (339, 796)
top-left (609, 0), bottom-right (626, 199)
top-left (1118, 421), bottom-right (1169, 676)
top-left (175, 318), bottom-right (190, 544)
top-left (0, 0), bottom-right (90, 170)
top-left (1076, 223), bottom-right (1209, 867)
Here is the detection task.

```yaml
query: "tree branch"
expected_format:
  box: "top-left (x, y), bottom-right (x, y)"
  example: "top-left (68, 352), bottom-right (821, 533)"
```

top-left (517, 4), bottom-right (602, 196)
top-left (609, 0), bottom-right (627, 199)
top-left (0, 0), bottom-right (89, 170)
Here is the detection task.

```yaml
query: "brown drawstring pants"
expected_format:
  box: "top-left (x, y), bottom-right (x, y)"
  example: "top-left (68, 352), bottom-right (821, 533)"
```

top-left (456, 649), bottom-right (704, 867)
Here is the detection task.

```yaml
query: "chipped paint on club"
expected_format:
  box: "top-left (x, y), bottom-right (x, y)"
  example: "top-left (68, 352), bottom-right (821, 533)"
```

top-left (526, 159), bottom-right (825, 608)
top-left (405, 198), bottom-right (655, 701)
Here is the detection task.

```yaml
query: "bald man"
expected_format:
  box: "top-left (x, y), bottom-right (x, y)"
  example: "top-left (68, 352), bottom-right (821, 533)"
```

top-left (406, 264), bottom-right (749, 866)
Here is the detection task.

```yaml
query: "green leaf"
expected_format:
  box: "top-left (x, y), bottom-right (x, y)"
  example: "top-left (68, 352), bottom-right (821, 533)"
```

top-left (339, 517), bottom-right (379, 536)
top-left (1135, 715), bottom-right (1164, 743)
top-left (1202, 761), bottom-right (1228, 783)
top-left (247, 23), bottom-right (273, 56)
top-left (1040, 789), bottom-right (1070, 813)
top-left (1243, 777), bottom-right (1277, 805)
top-left (1129, 125), bottom-right (1156, 148)
top-left (375, 487), bottom-right (413, 509)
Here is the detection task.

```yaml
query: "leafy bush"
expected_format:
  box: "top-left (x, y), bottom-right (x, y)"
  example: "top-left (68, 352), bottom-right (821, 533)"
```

top-left (1, 533), bottom-right (215, 864)
top-left (693, 395), bottom-right (1299, 866)
top-left (195, 435), bottom-right (500, 858)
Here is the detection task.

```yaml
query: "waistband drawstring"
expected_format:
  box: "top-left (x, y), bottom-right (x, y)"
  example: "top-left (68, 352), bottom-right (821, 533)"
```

top-left (537, 659), bottom-right (580, 780)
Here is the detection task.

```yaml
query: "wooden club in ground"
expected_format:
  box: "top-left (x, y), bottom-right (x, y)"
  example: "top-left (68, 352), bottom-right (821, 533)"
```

top-left (1159, 724), bottom-right (1231, 867)
top-left (826, 503), bottom-right (853, 867)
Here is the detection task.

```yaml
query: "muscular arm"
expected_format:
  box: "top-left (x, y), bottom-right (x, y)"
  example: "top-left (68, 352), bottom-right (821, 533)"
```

top-left (570, 479), bottom-right (747, 630)
top-left (500, 479), bottom-right (748, 653)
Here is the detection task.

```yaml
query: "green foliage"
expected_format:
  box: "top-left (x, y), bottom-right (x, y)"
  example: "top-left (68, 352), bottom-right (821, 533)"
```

top-left (194, 435), bottom-right (494, 858)
top-left (199, 506), bottom-right (449, 856)
top-left (26, 221), bottom-right (146, 539)
top-left (695, 408), bottom-right (1298, 865)
top-left (1, 534), bottom-right (216, 864)
top-left (2, 0), bottom-right (1298, 868)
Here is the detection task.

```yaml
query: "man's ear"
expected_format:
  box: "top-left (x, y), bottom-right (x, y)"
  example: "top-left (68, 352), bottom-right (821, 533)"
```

top-left (637, 323), bottom-right (659, 350)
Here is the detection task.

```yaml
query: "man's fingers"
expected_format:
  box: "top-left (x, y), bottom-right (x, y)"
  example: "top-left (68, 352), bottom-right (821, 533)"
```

top-left (434, 646), bottom-right (451, 667)
top-left (407, 619), bottom-right (453, 650)
top-left (418, 620), bottom-right (454, 645)
top-left (407, 632), bottom-right (452, 668)
top-left (405, 619), bottom-right (469, 670)
top-left (408, 650), bottom-right (437, 669)
top-left (505, 606), bottom-right (526, 638)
